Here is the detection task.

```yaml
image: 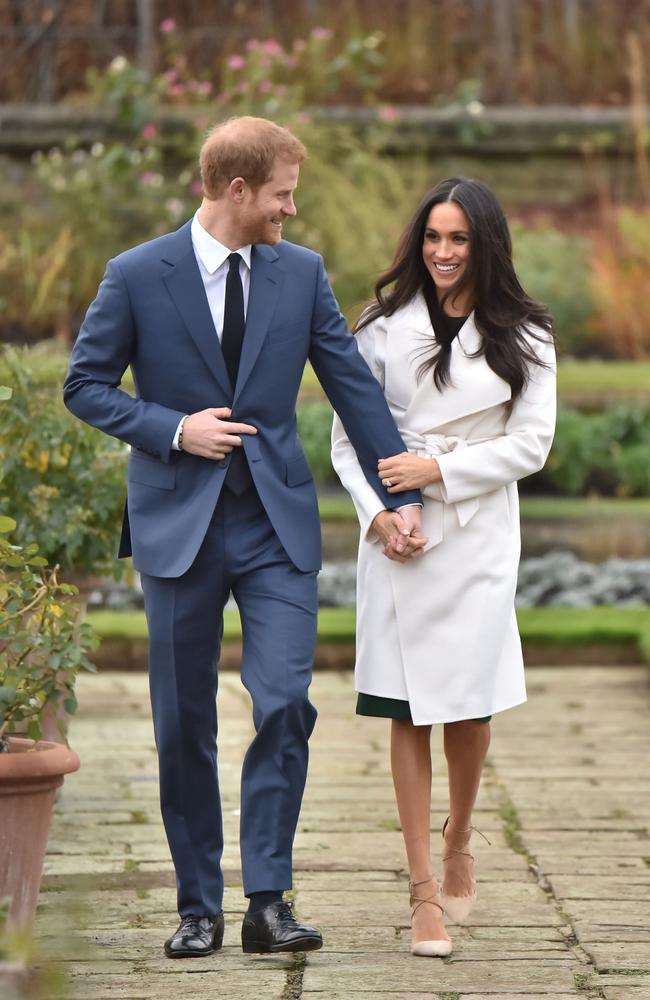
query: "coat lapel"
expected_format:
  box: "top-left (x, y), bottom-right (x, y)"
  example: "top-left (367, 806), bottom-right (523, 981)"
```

top-left (390, 295), bottom-right (512, 430)
top-left (233, 243), bottom-right (283, 402)
top-left (161, 222), bottom-right (233, 397)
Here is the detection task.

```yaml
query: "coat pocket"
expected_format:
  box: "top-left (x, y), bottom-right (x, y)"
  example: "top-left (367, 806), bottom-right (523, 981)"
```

top-left (285, 454), bottom-right (313, 487)
top-left (127, 452), bottom-right (176, 490)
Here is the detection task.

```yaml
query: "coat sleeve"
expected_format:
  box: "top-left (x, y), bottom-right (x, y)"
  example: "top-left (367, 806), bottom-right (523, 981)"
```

top-left (63, 258), bottom-right (186, 463)
top-left (435, 333), bottom-right (557, 503)
top-left (309, 256), bottom-right (421, 514)
top-left (330, 317), bottom-right (390, 540)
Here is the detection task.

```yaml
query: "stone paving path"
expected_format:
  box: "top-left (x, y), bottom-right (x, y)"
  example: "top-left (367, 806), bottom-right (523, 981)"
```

top-left (35, 665), bottom-right (650, 1000)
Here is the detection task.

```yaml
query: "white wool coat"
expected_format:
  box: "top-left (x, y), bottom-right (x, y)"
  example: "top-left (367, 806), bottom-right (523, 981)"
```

top-left (331, 294), bottom-right (557, 725)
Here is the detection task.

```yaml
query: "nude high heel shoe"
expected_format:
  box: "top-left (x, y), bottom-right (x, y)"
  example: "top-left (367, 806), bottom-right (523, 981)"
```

top-left (440, 817), bottom-right (491, 924)
top-left (409, 876), bottom-right (452, 957)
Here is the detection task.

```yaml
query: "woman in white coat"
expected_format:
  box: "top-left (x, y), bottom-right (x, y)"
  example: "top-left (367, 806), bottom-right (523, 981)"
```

top-left (331, 177), bottom-right (556, 957)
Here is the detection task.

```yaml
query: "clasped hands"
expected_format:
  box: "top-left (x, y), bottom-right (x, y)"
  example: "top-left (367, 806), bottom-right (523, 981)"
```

top-left (371, 451), bottom-right (442, 563)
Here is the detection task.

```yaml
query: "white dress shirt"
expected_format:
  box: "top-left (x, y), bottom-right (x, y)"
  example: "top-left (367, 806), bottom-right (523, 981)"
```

top-left (173, 215), bottom-right (421, 520)
top-left (171, 213), bottom-right (252, 449)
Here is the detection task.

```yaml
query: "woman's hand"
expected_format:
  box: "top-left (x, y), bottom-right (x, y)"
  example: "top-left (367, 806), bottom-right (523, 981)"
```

top-left (370, 510), bottom-right (426, 562)
top-left (378, 452), bottom-right (441, 493)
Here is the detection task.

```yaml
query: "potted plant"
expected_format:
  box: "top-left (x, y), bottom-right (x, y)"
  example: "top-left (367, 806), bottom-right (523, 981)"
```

top-left (0, 513), bottom-right (97, 932)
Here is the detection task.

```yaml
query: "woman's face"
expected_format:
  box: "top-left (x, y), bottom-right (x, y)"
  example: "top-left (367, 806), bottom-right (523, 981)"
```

top-left (422, 201), bottom-right (472, 306)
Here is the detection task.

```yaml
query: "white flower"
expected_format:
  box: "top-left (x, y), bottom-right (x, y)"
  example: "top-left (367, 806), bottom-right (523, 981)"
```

top-left (467, 100), bottom-right (484, 116)
top-left (109, 56), bottom-right (129, 74)
top-left (90, 142), bottom-right (105, 157)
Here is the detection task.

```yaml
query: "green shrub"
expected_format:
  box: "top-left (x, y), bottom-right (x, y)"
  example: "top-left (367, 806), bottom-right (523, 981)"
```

top-left (0, 351), bottom-right (127, 576)
top-left (511, 222), bottom-right (595, 357)
top-left (297, 401), bottom-right (336, 484)
top-left (538, 405), bottom-right (650, 497)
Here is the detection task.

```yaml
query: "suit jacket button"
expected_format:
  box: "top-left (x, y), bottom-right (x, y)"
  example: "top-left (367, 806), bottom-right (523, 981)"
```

top-left (217, 459), bottom-right (227, 468)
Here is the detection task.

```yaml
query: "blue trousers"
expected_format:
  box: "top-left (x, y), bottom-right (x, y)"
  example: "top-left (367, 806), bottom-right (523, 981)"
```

top-left (141, 487), bottom-right (318, 916)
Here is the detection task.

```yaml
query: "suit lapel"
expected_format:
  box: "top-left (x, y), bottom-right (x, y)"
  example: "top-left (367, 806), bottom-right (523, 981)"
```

top-left (233, 243), bottom-right (283, 402)
top-left (161, 223), bottom-right (233, 397)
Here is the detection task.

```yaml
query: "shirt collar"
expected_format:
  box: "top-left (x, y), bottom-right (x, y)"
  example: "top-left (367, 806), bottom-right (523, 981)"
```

top-left (191, 212), bottom-right (252, 274)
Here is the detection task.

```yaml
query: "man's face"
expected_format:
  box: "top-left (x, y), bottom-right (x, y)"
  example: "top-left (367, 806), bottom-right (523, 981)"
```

top-left (239, 159), bottom-right (299, 245)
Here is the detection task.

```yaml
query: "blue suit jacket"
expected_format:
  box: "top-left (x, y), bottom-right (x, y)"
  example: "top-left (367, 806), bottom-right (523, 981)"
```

top-left (63, 221), bottom-right (421, 577)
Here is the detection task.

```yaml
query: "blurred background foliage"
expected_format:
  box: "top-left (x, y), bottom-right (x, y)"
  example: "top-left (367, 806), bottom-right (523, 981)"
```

top-left (1, 2), bottom-right (650, 580)
top-left (2, 0), bottom-right (650, 107)
top-left (1, 16), bottom-right (649, 356)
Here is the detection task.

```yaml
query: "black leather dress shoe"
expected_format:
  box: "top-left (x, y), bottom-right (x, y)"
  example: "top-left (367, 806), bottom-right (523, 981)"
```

top-left (164, 913), bottom-right (225, 958)
top-left (241, 901), bottom-right (323, 954)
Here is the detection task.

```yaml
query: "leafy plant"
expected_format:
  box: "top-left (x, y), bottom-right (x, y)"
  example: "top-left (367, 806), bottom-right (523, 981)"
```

top-left (0, 352), bottom-right (127, 576)
top-left (0, 513), bottom-right (97, 749)
top-left (539, 405), bottom-right (650, 497)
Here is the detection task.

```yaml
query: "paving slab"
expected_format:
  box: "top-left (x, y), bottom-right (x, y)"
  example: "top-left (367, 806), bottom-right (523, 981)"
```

top-left (29, 665), bottom-right (650, 1000)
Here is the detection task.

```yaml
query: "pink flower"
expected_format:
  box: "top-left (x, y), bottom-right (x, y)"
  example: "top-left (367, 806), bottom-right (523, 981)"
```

top-left (142, 123), bottom-right (158, 140)
top-left (261, 38), bottom-right (283, 56)
top-left (227, 54), bottom-right (245, 71)
top-left (197, 80), bottom-right (212, 96)
top-left (169, 83), bottom-right (186, 97)
top-left (258, 80), bottom-right (273, 93)
top-left (311, 27), bottom-right (333, 41)
top-left (163, 68), bottom-right (177, 83)
top-left (378, 105), bottom-right (399, 123)
top-left (159, 18), bottom-right (176, 34)
top-left (190, 180), bottom-right (203, 195)
top-left (245, 38), bottom-right (260, 51)
top-left (293, 39), bottom-right (306, 53)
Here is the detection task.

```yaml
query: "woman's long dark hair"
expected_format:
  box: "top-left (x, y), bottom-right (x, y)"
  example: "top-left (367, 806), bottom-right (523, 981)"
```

top-left (356, 177), bottom-right (554, 400)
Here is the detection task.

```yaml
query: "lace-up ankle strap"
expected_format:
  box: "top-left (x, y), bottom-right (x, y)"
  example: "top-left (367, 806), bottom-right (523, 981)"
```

top-left (443, 817), bottom-right (491, 845)
top-left (408, 875), bottom-right (444, 916)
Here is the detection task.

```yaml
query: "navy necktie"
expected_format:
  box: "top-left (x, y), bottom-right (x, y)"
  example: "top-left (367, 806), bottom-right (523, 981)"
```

top-left (221, 252), bottom-right (252, 495)
top-left (221, 252), bottom-right (245, 390)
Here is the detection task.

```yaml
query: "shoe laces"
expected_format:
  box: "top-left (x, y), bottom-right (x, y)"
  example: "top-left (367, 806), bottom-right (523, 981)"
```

top-left (274, 901), bottom-right (295, 923)
top-left (179, 915), bottom-right (203, 934)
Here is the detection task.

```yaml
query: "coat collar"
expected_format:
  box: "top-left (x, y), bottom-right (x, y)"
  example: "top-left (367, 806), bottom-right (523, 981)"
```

top-left (161, 222), bottom-right (282, 400)
top-left (386, 293), bottom-right (512, 429)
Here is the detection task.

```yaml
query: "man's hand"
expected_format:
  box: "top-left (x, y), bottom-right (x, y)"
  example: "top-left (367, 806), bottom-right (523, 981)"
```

top-left (180, 407), bottom-right (257, 460)
top-left (370, 510), bottom-right (427, 563)
top-left (378, 452), bottom-right (440, 492)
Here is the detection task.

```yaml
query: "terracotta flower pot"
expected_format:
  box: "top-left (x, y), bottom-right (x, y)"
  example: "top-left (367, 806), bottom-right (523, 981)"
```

top-left (0, 736), bottom-right (80, 930)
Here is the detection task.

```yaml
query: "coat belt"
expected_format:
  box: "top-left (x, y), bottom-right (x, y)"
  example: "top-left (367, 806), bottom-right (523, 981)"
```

top-left (399, 429), bottom-right (497, 548)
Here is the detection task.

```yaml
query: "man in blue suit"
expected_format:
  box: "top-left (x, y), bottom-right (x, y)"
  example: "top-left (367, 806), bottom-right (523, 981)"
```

top-left (64, 116), bottom-right (424, 958)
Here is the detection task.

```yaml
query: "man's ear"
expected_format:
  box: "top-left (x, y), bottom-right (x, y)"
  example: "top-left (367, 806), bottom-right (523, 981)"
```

top-left (229, 177), bottom-right (247, 203)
